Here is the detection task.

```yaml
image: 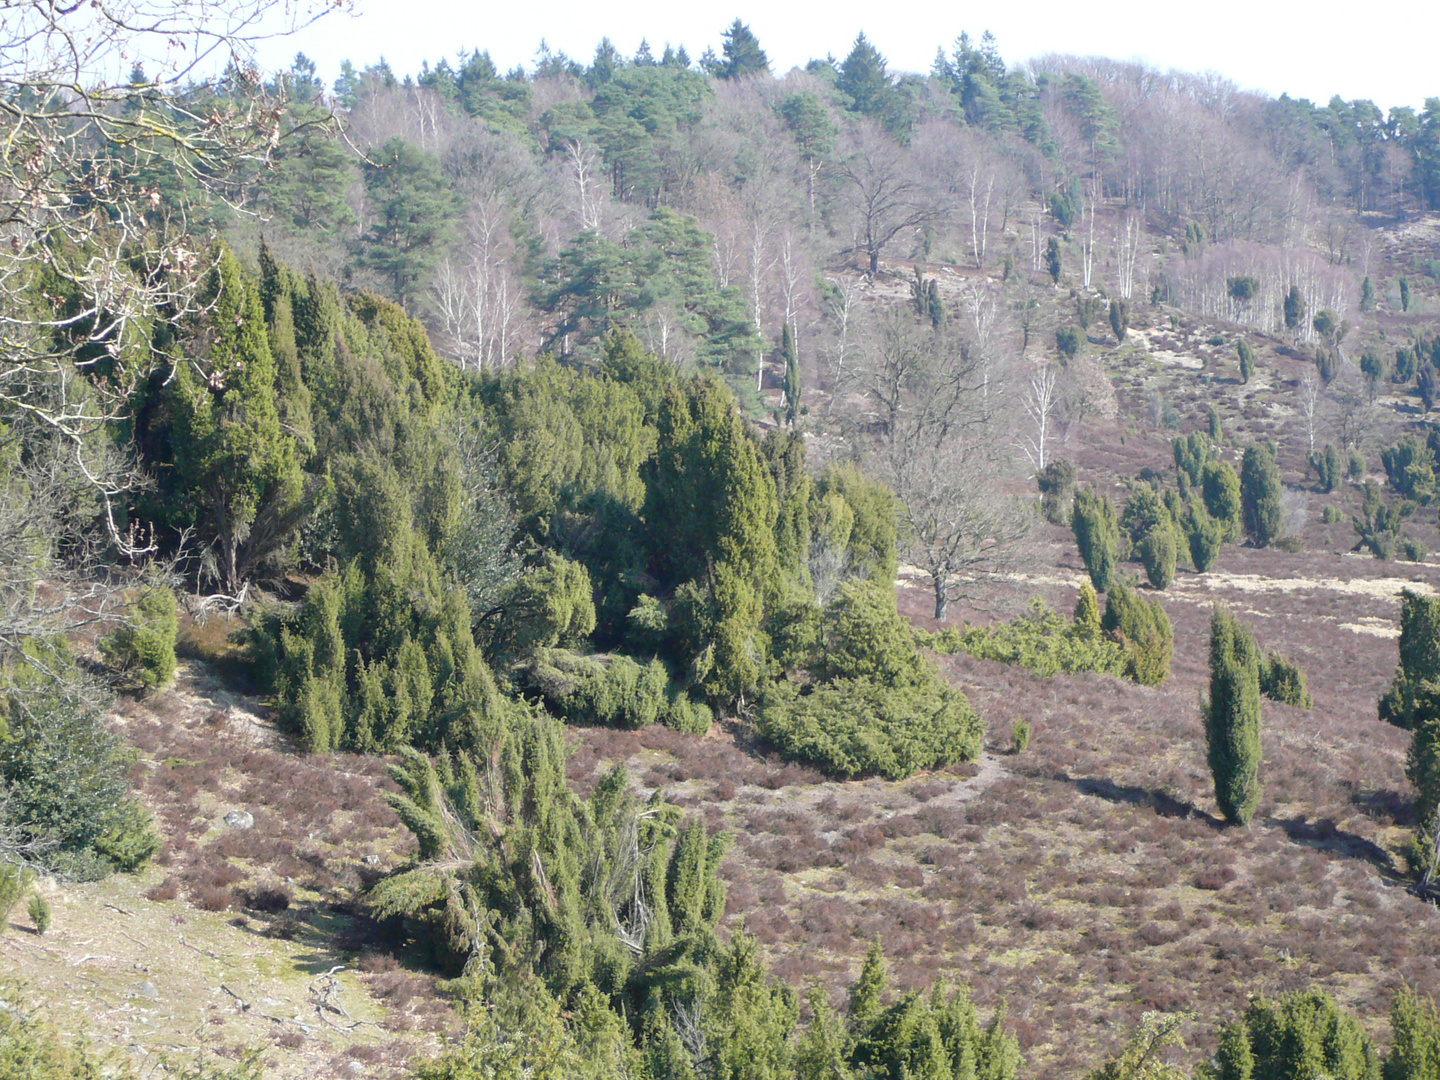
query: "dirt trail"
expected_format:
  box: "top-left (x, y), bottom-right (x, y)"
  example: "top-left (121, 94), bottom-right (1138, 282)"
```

top-left (899, 563), bottom-right (1439, 608)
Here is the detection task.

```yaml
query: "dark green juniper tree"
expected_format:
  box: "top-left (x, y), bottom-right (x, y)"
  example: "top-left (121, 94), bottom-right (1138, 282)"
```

top-left (1241, 444), bottom-right (1283, 548)
top-left (1072, 489), bottom-right (1119, 591)
top-left (1204, 604), bottom-right (1264, 826)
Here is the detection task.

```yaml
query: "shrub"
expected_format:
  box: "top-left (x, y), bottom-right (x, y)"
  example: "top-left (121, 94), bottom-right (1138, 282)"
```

top-left (1174, 432), bottom-right (1213, 486)
top-left (1110, 298), bottom-right (1129, 341)
top-left (822, 579), bottom-right (928, 687)
top-left (1102, 585), bottom-right (1173, 686)
top-left (521, 647), bottom-right (714, 735)
top-left (1385, 988), bottom-right (1440, 1080)
top-left (1037, 459), bottom-right (1076, 525)
top-left (1383, 435), bottom-right (1438, 504)
top-left (1204, 604), bottom-right (1263, 826)
top-left (99, 585), bottom-right (178, 691)
top-left (1074, 583), bottom-right (1102, 639)
top-left (1201, 460), bottom-right (1244, 540)
top-left (0, 642), bottom-right (160, 879)
top-left (1311, 444), bottom-right (1341, 493)
top-left (565, 653), bottom-right (665, 728)
top-left (661, 689), bottom-right (713, 735)
top-left (0, 981), bottom-right (216, 1078)
top-left (1241, 990), bottom-right (1377, 1080)
top-left (922, 597), bottom-right (1127, 680)
top-left (1259, 651), bottom-right (1312, 708)
top-left (1137, 527), bottom-right (1177, 590)
top-left (28, 894), bottom-right (51, 934)
top-left (1238, 339), bottom-right (1255, 382)
top-left (1405, 538), bottom-right (1430, 562)
top-left (760, 581), bottom-right (985, 780)
top-left (194, 885), bottom-right (234, 911)
top-left (1012, 720), bottom-right (1032, 754)
top-left (1404, 715), bottom-right (1440, 881)
top-left (1056, 326), bottom-right (1082, 360)
top-left (758, 678), bottom-right (984, 781)
top-left (1348, 448), bottom-right (1367, 480)
top-left (1380, 590), bottom-right (1440, 731)
top-left (1121, 485), bottom-right (1173, 548)
top-left (1185, 503), bottom-right (1224, 573)
top-left (1322, 505), bottom-right (1343, 524)
top-left (1353, 480), bottom-right (1414, 560)
top-left (244, 886), bottom-right (291, 913)
top-left (0, 864), bottom-right (35, 931)
top-left (1073, 489), bottom-right (1120, 591)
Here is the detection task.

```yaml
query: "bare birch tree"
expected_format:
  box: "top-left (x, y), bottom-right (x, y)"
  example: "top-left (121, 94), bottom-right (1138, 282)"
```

top-left (1115, 210), bottom-right (1143, 299)
top-left (821, 279), bottom-right (858, 415)
top-left (1298, 368), bottom-right (1321, 457)
top-left (1018, 362), bottom-right (1059, 473)
top-left (564, 138), bottom-right (606, 232)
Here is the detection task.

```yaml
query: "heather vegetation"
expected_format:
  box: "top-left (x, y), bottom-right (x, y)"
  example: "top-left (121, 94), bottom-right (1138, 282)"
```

top-left (7, 2), bottom-right (1440, 1077)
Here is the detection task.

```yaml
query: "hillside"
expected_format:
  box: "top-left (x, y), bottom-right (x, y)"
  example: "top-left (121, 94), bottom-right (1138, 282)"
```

top-left (8, 9), bottom-right (1440, 1080)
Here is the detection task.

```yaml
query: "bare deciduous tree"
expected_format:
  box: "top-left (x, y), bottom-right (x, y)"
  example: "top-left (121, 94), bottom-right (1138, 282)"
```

top-left (1057, 356), bottom-right (1120, 444)
top-left (884, 424), bottom-right (1029, 622)
top-left (563, 138), bottom-right (606, 232)
top-left (428, 200), bottom-right (524, 371)
top-left (837, 123), bottom-right (936, 276)
top-left (1115, 210), bottom-right (1143, 299)
top-left (1018, 362), bottom-right (1059, 473)
top-left (821, 278), bottom-right (858, 414)
top-left (1298, 367), bottom-right (1322, 457)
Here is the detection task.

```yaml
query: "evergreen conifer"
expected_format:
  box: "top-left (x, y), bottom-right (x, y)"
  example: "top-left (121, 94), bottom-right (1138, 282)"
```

top-left (1204, 604), bottom-right (1264, 825)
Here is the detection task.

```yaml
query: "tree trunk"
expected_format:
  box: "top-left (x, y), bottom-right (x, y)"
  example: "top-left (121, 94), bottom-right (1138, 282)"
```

top-left (934, 583), bottom-right (948, 622)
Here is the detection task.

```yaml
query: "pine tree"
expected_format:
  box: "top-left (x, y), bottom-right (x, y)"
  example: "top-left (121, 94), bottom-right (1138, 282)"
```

top-left (718, 19), bottom-right (770, 79)
top-left (354, 137), bottom-right (454, 307)
top-left (837, 34), bottom-right (894, 119)
top-left (1046, 237), bottom-right (1062, 284)
top-left (1241, 444), bottom-right (1283, 548)
top-left (1204, 604), bottom-right (1264, 826)
top-left (780, 91), bottom-right (837, 214)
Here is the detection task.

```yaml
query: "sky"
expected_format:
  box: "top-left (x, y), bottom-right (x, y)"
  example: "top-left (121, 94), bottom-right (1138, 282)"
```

top-left (251, 0), bottom-right (1440, 112)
